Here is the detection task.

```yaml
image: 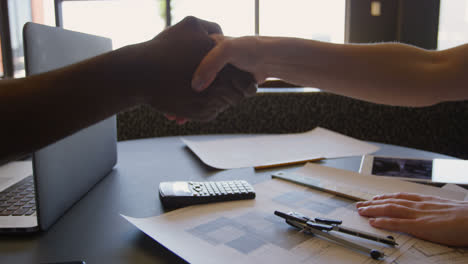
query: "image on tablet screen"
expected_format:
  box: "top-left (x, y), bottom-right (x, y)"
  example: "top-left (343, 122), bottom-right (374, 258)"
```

top-left (372, 157), bottom-right (433, 180)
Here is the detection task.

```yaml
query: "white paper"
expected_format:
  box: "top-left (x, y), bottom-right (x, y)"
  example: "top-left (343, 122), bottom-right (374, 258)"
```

top-left (122, 170), bottom-right (468, 264)
top-left (182, 127), bottom-right (379, 169)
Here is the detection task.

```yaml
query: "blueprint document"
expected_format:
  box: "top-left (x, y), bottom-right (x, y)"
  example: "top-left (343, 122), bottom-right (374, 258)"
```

top-left (123, 177), bottom-right (468, 264)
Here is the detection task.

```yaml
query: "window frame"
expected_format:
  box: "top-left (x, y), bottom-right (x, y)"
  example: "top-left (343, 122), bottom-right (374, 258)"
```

top-left (0, 0), bottom-right (14, 78)
top-left (55, 0), bottom-right (253, 29)
top-left (54, 0), bottom-right (171, 28)
top-left (0, 0), bottom-right (441, 81)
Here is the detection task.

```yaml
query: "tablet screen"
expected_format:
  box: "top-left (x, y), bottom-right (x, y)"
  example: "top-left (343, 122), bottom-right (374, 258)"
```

top-left (371, 157), bottom-right (433, 180)
top-left (370, 157), bottom-right (468, 184)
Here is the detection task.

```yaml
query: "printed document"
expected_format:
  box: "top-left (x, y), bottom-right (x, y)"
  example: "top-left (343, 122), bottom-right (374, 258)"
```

top-left (123, 165), bottom-right (467, 263)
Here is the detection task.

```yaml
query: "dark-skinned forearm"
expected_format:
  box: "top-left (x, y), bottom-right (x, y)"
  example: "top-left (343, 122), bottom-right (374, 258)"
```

top-left (0, 44), bottom-right (145, 164)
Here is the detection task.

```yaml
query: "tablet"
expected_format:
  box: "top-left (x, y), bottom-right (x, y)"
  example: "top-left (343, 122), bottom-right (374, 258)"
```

top-left (359, 155), bottom-right (468, 185)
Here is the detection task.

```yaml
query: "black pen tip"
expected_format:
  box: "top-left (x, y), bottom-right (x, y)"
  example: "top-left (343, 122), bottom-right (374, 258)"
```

top-left (274, 210), bottom-right (288, 218)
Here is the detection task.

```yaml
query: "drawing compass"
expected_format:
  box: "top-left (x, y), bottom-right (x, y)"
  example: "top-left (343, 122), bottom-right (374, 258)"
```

top-left (274, 210), bottom-right (398, 260)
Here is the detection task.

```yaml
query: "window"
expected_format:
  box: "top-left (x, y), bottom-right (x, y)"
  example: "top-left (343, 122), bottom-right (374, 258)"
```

top-left (61, 0), bottom-right (165, 49)
top-left (171, 0), bottom-right (346, 41)
top-left (1, 0), bottom-right (164, 78)
top-left (170, 0), bottom-right (344, 90)
top-left (5, 0), bottom-right (55, 77)
top-left (0, 39), bottom-right (3, 77)
top-left (171, 0), bottom-right (255, 37)
top-left (1, 1), bottom-right (448, 80)
top-left (1, 0), bottom-right (347, 80)
top-left (438, 0), bottom-right (468, 50)
top-left (8, 0), bottom-right (31, 77)
top-left (260, 0), bottom-right (345, 43)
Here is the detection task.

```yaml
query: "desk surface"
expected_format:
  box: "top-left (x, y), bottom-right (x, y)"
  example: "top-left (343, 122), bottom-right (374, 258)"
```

top-left (0, 135), bottom-right (455, 264)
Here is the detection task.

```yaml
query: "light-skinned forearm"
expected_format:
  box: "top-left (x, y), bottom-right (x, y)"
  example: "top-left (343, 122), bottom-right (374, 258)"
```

top-left (254, 36), bottom-right (468, 106)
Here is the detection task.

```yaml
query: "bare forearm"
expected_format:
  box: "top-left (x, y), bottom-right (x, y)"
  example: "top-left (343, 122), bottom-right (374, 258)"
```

top-left (0, 17), bottom-right (258, 164)
top-left (256, 37), bottom-right (468, 106)
top-left (0, 45), bottom-right (141, 163)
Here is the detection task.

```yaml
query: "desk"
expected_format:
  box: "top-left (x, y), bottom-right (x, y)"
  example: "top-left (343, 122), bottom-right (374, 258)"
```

top-left (0, 135), bottom-right (455, 264)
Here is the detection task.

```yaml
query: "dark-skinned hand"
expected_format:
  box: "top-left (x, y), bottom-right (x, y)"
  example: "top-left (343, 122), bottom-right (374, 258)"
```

top-left (129, 16), bottom-right (257, 122)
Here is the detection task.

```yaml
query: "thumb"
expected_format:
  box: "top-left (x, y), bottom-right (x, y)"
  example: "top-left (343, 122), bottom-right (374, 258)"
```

top-left (192, 40), bottom-right (230, 92)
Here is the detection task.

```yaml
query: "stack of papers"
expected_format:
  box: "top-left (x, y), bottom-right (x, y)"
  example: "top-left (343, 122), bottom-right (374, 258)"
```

top-left (124, 128), bottom-right (468, 263)
top-left (123, 164), bottom-right (467, 264)
top-left (182, 127), bottom-right (379, 169)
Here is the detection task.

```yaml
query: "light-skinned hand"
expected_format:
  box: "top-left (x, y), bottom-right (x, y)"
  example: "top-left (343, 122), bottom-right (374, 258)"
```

top-left (356, 192), bottom-right (468, 247)
top-left (130, 17), bottom-right (256, 122)
top-left (192, 35), bottom-right (264, 93)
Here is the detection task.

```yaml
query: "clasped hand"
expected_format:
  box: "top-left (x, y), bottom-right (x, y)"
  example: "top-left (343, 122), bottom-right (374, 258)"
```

top-left (129, 16), bottom-right (257, 122)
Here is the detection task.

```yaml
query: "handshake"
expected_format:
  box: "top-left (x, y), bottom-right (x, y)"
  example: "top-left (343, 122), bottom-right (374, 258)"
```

top-left (0, 16), bottom-right (258, 164)
top-left (123, 16), bottom-right (257, 123)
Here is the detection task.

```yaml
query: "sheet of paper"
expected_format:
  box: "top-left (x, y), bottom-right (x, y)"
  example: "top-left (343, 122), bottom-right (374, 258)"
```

top-left (182, 127), bottom-right (379, 169)
top-left (293, 163), bottom-right (466, 201)
top-left (0, 161), bottom-right (32, 192)
top-left (123, 174), bottom-right (468, 264)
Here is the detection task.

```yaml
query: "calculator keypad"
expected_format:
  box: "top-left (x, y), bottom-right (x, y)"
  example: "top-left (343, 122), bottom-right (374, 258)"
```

top-left (188, 180), bottom-right (255, 197)
top-left (159, 180), bottom-right (256, 208)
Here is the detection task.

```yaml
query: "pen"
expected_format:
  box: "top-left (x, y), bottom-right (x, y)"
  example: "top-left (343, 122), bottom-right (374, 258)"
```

top-left (254, 157), bottom-right (324, 170)
top-left (331, 222), bottom-right (397, 246)
top-left (275, 210), bottom-right (397, 246)
top-left (274, 210), bottom-right (397, 260)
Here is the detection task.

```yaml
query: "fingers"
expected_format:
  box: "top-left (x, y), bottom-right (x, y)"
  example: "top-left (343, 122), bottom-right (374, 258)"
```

top-left (368, 217), bottom-right (419, 235)
top-left (176, 117), bottom-right (189, 125)
top-left (197, 18), bottom-right (223, 35)
top-left (368, 214), bottom-right (467, 246)
top-left (357, 194), bottom-right (468, 246)
top-left (357, 203), bottom-right (421, 219)
top-left (236, 74), bottom-right (258, 97)
top-left (192, 41), bottom-right (231, 92)
top-left (357, 199), bottom-right (411, 209)
top-left (210, 34), bottom-right (231, 44)
top-left (178, 16), bottom-right (222, 35)
top-left (372, 192), bottom-right (427, 201)
top-left (357, 198), bottom-right (453, 211)
top-left (372, 192), bottom-right (456, 204)
top-left (164, 114), bottom-right (189, 125)
top-left (164, 114), bottom-right (176, 120)
top-left (217, 64), bottom-right (256, 100)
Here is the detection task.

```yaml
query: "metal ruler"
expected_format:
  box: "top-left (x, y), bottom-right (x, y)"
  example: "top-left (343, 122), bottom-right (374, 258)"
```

top-left (271, 171), bottom-right (376, 201)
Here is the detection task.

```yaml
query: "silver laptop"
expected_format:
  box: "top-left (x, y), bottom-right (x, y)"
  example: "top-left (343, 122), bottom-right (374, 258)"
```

top-left (0, 22), bottom-right (116, 232)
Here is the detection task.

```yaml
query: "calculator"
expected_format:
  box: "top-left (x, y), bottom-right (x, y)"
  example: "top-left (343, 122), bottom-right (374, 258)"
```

top-left (158, 180), bottom-right (256, 208)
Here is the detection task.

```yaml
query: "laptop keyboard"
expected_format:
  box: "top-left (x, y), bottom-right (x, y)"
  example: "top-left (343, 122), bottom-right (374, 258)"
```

top-left (0, 175), bottom-right (36, 216)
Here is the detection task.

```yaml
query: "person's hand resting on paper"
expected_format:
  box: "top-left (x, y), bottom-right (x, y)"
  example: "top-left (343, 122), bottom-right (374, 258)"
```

top-left (356, 192), bottom-right (468, 247)
top-left (0, 16), bottom-right (256, 164)
top-left (190, 34), bottom-right (468, 247)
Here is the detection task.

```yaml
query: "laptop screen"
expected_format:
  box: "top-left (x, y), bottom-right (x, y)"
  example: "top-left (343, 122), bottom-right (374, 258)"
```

top-left (23, 22), bottom-right (117, 231)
